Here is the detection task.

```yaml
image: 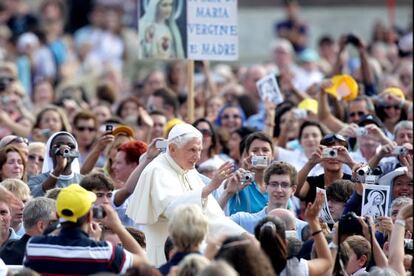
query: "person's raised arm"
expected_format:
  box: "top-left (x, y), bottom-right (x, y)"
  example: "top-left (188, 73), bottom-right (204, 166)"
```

top-left (330, 35), bottom-right (348, 77)
top-left (40, 147), bottom-right (69, 193)
top-left (317, 81), bottom-right (346, 133)
top-left (295, 146), bottom-right (323, 199)
top-left (305, 192), bottom-right (332, 275)
top-left (101, 204), bottom-right (148, 266)
top-left (113, 139), bottom-right (161, 206)
top-left (388, 203), bottom-right (413, 275)
top-left (263, 99), bottom-right (276, 138)
top-left (368, 142), bottom-right (395, 170)
top-left (358, 216), bottom-right (388, 268)
top-left (80, 132), bottom-right (114, 175)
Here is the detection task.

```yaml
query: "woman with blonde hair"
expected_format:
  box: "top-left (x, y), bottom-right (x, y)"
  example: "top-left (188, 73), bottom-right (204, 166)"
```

top-left (27, 142), bottom-right (46, 177)
top-left (31, 105), bottom-right (71, 142)
top-left (159, 204), bottom-right (208, 276)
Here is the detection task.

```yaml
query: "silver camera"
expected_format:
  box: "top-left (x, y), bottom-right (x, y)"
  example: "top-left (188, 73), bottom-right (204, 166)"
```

top-left (393, 146), bottom-right (408, 156)
top-left (355, 127), bottom-right (368, 136)
top-left (155, 140), bottom-right (168, 153)
top-left (322, 148), bottom-right (338, 158)
top-left (241, 171), bottom-right (255, 183)
top-left (251, 155), bottom-right (270, 168)
top-left (355, 165), bottom-right (370, 183)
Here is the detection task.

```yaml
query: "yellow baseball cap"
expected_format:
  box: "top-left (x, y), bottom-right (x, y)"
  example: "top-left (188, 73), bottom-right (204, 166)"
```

top-left (164, 118), bottom-right (184, 137)
top-left (383, 87), bottom-right (405, 100)
top-left (298, 98), bottom-right (318, 114)
top-left (56, 184), bottom-right (96, 223)
top-left (324, 74), bottom-right (358, 101)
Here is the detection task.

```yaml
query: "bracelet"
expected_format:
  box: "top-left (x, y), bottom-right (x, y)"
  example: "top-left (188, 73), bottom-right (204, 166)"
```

top-left (311, 229), bottom-right (323, 237)
top-left (49, 172), bottom-right (59, 179)
top-left (395, 219), bottom-right (406, 228)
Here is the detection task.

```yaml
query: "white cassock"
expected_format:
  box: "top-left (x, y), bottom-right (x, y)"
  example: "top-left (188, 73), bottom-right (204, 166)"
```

top-left (126, 153), bottom-right (246, 266)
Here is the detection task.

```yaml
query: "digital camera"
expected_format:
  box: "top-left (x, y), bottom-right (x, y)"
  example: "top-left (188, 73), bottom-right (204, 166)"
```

top-left (92, 206), bottom-right (106, 219)
top-left (155, 140), bottom-right (168, 152)
top-left (322, 148), bottom-right (338, 158)
top-left (105, 124), bottom-right (113, 133)
top-left (355, 166), bottom-right (370, 182)
top-left (241, 171), bottom-right (255, 183)
top-left (55, 148), bottom-right (80, 158)
top-left (393, 146), bottom-right (408, 156)
top-left (355, 127), bottom-right (368, 136)
top-left (338, 212), bottom-right (364, 238)
top-left (251, 155), bottom-right (269, 168)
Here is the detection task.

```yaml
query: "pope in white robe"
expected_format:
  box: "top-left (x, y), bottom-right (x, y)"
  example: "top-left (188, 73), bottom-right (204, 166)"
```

top-left (126, 123), bottom-right (246, 265)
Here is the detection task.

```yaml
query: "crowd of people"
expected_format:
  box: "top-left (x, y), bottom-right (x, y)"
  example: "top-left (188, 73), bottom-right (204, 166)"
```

top-left (0, 0), bottom-right (412, 275)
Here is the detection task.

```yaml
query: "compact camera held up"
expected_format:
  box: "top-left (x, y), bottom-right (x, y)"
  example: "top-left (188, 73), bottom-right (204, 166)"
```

top-left (322, 148), bottom-right (338, 159)
top-left (92, 206), bottom-right (106, 220)
top-left (393, 146), bottom-right (409, 156)
top-left (355, 127), bottom-right (368, 136)
top-left (251, 155), bottom-right (270, 169)
top-left (240, 171), bottom-right (255, 184)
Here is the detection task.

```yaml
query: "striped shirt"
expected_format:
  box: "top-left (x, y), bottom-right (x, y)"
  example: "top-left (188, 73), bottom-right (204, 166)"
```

top-left (24, 227), bottom-right (133, 275)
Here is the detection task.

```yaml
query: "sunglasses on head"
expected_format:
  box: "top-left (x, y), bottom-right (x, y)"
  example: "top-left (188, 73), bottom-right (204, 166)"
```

top-left (320, 133), bottom-right (348, 146)
top-left (7, 137), bottom-right (29, 146)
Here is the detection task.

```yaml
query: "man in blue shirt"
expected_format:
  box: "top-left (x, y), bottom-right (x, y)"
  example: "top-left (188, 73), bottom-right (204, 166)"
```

top-left (230, 161), bottom-right (307, 240)
top-left (24, 184), bottom-right (147, 274)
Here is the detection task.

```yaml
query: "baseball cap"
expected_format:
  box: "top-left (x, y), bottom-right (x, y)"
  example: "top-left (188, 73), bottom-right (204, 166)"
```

top-left (382, 87), bottom-right (405, 100)
top-left (164, 118), bottom-right (184, 137)
top-left (358, 114), bottom-right (383, 128)
top-left (112, 125), bottom-right (135, 137)
top-left (56, 184), bottom-right (96, 223)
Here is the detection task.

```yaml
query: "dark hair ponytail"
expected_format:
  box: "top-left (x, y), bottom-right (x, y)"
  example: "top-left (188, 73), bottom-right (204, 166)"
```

top-left (255, 217), bottom-right (288, 274)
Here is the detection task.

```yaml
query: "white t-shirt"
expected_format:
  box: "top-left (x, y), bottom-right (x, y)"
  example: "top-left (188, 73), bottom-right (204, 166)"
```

top-left (280, 258), bottom-right (309, 276)
top-left (0, 258), bottom-right (7, 276)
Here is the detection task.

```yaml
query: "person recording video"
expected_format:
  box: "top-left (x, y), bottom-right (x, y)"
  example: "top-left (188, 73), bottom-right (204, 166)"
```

top-left (29, 131), bottom-right (83, 197)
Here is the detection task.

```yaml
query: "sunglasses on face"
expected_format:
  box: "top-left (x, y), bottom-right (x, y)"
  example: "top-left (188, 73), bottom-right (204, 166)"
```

top-left (199, 129), bottom-right (212, 137)
top-left (28, 154), bottom-right (44, 162)
top-left (76, 126), bottom-right (96, 132)
top-left (349, 111), bottom-right (366, 118)
top-left (384, 105), bottom-right (401, 110)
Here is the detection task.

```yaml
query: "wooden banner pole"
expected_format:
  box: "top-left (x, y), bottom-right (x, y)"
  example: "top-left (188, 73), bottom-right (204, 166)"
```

top-left (187, 60), bottom-right (195, 123)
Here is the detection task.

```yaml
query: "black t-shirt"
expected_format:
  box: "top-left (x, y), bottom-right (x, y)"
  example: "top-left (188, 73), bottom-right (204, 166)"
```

top-left (304, 173), bottom-right (352, 204)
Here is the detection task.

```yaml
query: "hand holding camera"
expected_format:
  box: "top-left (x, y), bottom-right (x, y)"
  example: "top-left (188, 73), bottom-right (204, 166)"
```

top-left (322, 147), bottom-right (338, 159)
top-left (346, 33), bottom-right (363, 48)
top-left (308, 146), bottom-right (324, 166)
top-left (98, 204), bottom-right (123, 232)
